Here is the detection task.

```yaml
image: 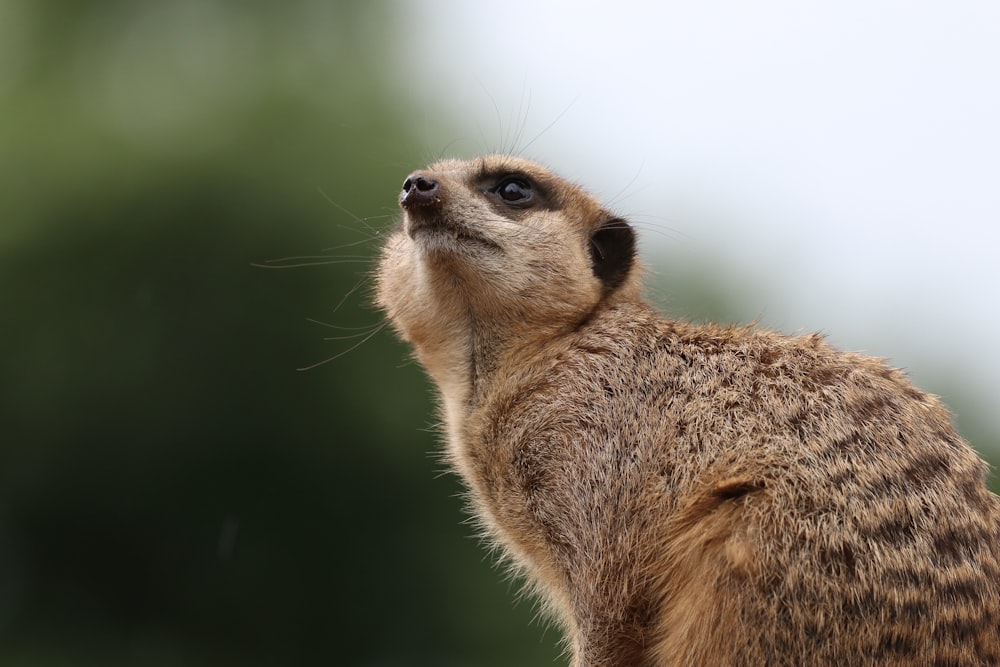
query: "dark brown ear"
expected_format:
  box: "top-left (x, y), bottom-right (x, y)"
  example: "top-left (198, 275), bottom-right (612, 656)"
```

top-left (589, 218), bottom-right (636, 292)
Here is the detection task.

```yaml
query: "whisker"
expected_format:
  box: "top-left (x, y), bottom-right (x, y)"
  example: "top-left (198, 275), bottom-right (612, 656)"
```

top-left (476, 76), bottom-right (505, 156)
top-left (296, 321), bottom-right (388, 371)
top-left (305, 318), bottom-right (377, 331)
top-left (435, 136), bottom-right (466, 162)
top-left (507, 79), bottom-right (531, 157)
top-left (330, 274), bottom-right (370, 314)
top-left (250, 257), bottom-right (370, 269)
top-left (604, 156), bottom-right (647, 211)
top-left (321, 329), bottom-right (382, 342)
top-left (518, 95), bottom-right (579, 156)
top-left (317, 187), bottom-right (387, 237)
top-left (261, 254), bottom-right (370, 263)
top-left (320, 233), bottom-right (383, 250)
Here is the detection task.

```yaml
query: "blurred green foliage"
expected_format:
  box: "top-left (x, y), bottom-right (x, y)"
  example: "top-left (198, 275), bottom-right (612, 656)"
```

top-left (0, 1), bottom-right (561, 665)
top-left (1, 2), bottom-right (995, 667)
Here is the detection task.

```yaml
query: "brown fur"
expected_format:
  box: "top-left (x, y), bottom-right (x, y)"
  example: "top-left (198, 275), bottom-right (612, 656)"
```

top-left (376, 155), bottom-right (1000, 666)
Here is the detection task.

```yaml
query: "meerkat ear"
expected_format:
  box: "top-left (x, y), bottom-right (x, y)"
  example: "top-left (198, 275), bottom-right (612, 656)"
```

top-left (589, 217), bottom-right (636, 292)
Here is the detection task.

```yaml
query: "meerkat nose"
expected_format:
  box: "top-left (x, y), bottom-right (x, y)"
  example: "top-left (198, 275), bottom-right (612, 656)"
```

top-left (400, 173), bottom-right (440, 209)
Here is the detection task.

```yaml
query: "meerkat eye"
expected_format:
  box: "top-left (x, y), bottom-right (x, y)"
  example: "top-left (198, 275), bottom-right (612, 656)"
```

top-left (493, 178), bottom-right (535, 207)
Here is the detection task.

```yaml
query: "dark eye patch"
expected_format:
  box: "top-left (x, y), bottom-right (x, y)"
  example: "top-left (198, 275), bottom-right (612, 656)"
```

top-left (497, 179), bottom-right (530, 202)
top-left (492, 177), bottom-right (535, 208)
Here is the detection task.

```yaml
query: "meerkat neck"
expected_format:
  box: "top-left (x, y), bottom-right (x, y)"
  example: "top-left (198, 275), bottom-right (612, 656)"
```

top-left (441, 311), bottom-right (565, 409)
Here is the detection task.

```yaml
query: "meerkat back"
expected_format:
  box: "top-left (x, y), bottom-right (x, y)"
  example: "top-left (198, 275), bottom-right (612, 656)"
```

top-left (376, 155), bottom-right (1000, 666)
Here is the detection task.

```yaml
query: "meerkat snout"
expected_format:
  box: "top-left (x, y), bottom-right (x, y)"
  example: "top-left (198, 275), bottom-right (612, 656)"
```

top-left (400, 172), bottom-right (440, 209)
top-left (375, 154), bottom-right (1000, 666)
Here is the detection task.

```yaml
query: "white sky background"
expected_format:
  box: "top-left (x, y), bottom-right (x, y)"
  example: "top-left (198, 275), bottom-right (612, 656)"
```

top-left (390, 0), bottom-right (1000, 445)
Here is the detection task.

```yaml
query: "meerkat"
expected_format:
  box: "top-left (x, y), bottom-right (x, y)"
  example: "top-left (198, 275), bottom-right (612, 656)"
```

top-left (375, 155), bottom-right (1000, 666)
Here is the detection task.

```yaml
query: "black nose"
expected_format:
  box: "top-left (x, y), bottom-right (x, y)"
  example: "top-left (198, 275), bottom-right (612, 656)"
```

top-left (400, 173), bottom-right (440, 209)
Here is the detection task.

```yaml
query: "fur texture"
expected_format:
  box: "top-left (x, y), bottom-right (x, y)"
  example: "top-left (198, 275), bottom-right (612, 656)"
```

top-left (376, 155), bottom-right (1000, 666)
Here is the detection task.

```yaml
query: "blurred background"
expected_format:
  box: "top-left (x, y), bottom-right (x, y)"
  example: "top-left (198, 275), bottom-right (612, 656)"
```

top-left (1, 1), bottom-right (997, 665)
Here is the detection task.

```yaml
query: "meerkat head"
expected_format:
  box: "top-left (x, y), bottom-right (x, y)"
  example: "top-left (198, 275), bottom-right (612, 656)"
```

top-left (376, 155), bottom-right (639, 391)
